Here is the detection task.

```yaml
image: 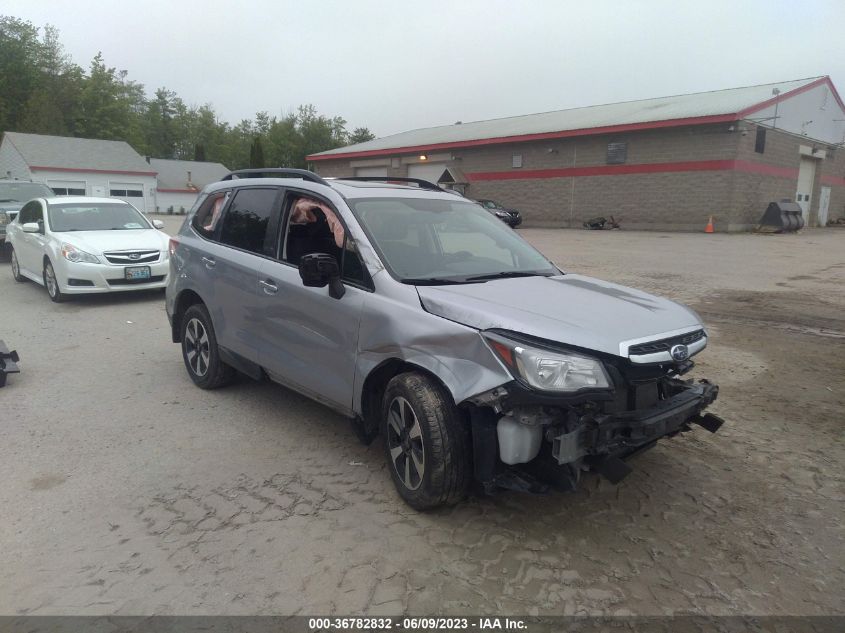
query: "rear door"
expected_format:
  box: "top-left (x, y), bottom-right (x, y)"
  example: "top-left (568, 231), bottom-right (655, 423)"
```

top-left (256, 191), bottom-right (369, 414)
top-left (195, 186), bottom-right (284, 363)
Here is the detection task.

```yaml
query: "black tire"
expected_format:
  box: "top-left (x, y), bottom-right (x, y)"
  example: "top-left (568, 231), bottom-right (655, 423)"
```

top-left (10, 247), bottom-right (25, 282)
top-left (43, 258), bottom-right (64, 302)
top-left (381, 372), bottom-right (471, 510)
top-left (180, 303), bottom-right (235, 389)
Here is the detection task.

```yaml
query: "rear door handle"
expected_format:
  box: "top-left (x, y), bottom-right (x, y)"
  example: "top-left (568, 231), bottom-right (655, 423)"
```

top-left (202, 256), bottom-right (216, 269)
top-left (259, 279), bottom-right (278, 295)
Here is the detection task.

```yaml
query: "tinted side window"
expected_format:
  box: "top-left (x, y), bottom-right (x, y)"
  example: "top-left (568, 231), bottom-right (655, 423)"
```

top-left (192, 191), bottom-right (230, 239)
top-left (19, 201), bottom-right (42, 224)
top-left (218, 188), bottom-right (279, 255)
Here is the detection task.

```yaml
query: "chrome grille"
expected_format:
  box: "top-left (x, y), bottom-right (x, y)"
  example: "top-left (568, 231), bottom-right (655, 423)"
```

top-left (629, 329), bottom-right (705, 356)
top-left (103, 250), bottom-right (160, 264)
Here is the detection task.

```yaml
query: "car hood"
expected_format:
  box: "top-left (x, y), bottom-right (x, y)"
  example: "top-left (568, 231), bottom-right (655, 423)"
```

top-left (416, 274), bottom-right (702, 358)
top-left (58, 229), bottom-right (169, 254)
top-left (0, 202), bottom-right (23, 215)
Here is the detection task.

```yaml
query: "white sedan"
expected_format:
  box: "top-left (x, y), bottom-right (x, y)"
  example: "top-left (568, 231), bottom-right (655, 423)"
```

top-left (7, 197), bottom-right (171, 302)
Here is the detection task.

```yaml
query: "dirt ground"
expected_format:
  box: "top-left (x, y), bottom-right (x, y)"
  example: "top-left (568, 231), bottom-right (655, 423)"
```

top-left (0, 222), bottom-right (842, 617)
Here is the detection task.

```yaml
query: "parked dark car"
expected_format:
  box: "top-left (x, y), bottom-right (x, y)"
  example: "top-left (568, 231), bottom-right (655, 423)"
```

top-left (0, 179), bottom-right (55, 258)
top-left (476, 199), bottom-right (522, 227)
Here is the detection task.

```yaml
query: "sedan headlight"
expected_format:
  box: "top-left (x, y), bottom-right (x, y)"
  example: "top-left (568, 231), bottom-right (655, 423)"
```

top-left (61, 243), bottom-right (99, 264)
top-left (0, 212), bottom-right (8, 226)
top-left (484, 332), bottom-right (611, 392)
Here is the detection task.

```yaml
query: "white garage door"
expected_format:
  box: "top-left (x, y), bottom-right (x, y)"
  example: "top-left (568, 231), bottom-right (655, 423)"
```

top-left (355, 166), bottom-right (388, 177)
top-left (408, 163), bottom-right (447, 186)
top-left (109, 182), bottom-right (146, 211)
top-left (47, 180), bottom-right (87, 196)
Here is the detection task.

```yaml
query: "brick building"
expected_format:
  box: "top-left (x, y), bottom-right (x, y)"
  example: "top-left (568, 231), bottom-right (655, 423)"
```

top-left (308, 77), bottom-right (845, 231)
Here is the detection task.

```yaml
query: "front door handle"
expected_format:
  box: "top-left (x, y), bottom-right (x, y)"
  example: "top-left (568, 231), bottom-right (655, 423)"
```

top-left (259, 279), bottom-right (278, 295)
top-left (202, 256), bottom-right (216, 269)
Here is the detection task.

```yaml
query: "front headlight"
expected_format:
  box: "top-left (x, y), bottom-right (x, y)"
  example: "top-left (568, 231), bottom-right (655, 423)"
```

top-left (61, 243), bottom-right (99, 264)
top-left (484, 332), bottom-right (611, 392)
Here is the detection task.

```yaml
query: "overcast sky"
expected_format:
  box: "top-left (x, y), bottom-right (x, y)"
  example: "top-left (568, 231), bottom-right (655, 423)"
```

top-left (6, 0), bottom-right (845, 137)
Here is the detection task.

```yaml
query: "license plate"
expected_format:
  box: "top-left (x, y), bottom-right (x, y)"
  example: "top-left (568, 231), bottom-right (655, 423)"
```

top-left (125, 265), bottom-right (151, 281)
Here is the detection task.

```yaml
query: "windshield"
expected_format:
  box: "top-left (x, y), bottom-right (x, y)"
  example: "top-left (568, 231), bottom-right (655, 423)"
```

top-left (0, 182), bottom-right (53, 203)
top-left (47, 202), bottom-right (151, 232)
top-left (349, 197), bottom-right (558, 284)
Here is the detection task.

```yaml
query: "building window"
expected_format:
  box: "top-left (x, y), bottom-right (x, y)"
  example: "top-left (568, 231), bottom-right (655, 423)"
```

top-left (755, 128), bottom-right (766, 154)
top-left (606, 142), bottom-right (627, 164)
top-left (52, 187), bottom-right (85, 196)
top-left (110, 189), bottom-right (143, 197)
top-left (512, 154), bottom-right (523, 168)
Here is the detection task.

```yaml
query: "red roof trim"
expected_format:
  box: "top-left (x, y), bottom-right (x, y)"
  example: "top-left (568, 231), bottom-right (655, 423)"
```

top-left (29, 165), bottom-right (157, 176)
top-left (157, 188), bottom-right (200, 193)
top-left (739, 76), bottom-right (845, 117)
top-left (464, 159), bottom-right (801, 181)
top-left (821, 174), bottom-right (845, 187)
top-left (306, 114), bottom-right (740, 161)
top-left (732, 160), bottom-right (798, 179)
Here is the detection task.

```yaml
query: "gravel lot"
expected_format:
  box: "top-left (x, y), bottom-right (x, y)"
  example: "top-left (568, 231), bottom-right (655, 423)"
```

top-left (0, 219), bottom-right (843, 617)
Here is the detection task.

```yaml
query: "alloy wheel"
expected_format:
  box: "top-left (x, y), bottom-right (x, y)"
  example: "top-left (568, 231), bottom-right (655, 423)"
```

top-left (44, 262), bottom-right (58, 297)
top-left (386, 396), bottom-right (425, 490)
top-left (184, 317), bottom-right (210, 377)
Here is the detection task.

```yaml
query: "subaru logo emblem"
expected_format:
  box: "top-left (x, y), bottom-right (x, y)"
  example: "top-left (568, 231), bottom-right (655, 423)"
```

top-left (670, 344), bottom-right (689, 362)
top-left (128, 253), bottom-right (141, 260)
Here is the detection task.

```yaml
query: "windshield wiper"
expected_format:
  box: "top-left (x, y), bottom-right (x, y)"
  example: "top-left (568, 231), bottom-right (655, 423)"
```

top-left (401, 277), bottom-right (469, 286)
top-left (463, 270), bottom-right (554, 282)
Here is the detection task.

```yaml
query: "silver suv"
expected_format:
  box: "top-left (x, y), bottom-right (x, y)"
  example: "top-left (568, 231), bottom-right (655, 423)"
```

top-left (166, 169), bottom-right (722, 510)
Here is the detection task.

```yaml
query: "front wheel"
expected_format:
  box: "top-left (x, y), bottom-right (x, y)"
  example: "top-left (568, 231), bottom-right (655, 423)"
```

top-left (43, 259), bottom-right (64, 302)
top-left (10, 248), bottom-right (25, 282)
top-left (381, 372), bottom-right (471, 510)
top-left (180, 303), bottom-right (235, 389)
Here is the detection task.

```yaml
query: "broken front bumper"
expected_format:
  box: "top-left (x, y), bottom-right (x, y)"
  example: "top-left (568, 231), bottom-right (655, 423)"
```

top-left (469, 377), bottom-right (722, 492)
top-left (552, 379), bottom-right (721, 466)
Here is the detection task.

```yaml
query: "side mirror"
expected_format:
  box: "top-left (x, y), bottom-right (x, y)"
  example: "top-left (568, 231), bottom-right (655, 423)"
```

top-left (298, 253), bottom-right (345, 299)
top-left (22, 222), bottom-right (40, 234)
top-left (152, 219), bottom-right (165, 229)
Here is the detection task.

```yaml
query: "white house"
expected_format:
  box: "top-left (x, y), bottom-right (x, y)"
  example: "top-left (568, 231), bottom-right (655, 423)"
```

top-left (149, 158), bottom-right (229, 214)
top-left (0, 132), bottom-right (158, 213)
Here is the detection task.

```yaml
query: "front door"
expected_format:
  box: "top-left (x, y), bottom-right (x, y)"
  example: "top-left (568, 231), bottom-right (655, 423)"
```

top-left (256, 193), bottom-right (368, 414)
top-left (818, 186), bottom-right (831, 227)
top-left (14, 200), bottom-right (46, 274)
top-left (795, 158), bottom-right (817, 226)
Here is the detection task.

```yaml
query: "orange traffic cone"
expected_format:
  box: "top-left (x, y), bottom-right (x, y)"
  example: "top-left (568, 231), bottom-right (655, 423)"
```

top-left (705, 216), bottom-right (715, 233)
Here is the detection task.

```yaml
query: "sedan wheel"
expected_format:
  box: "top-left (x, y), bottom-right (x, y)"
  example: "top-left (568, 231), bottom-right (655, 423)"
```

top-left (43, 259), bottom-right (64, 302)
top-left (11, 249), bottom-right (25, 282)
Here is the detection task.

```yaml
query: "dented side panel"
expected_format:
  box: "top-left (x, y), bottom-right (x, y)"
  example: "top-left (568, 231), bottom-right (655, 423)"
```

top-left (352, 274), bottom-right (512, 415)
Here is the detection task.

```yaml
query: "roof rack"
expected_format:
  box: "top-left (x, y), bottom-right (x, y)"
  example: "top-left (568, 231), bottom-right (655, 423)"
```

top-left (340, 176), bottom-right (444, 191)
top-left (221, 168), bottom-right (329, 186)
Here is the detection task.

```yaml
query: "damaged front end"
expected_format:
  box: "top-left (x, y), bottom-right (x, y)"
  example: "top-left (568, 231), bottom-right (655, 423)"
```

top-left (466, 330), bottom-right (723, 493)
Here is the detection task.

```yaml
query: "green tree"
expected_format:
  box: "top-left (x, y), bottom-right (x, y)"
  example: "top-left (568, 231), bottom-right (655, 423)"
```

top-left (0, 17), bottom-right (42, 133)
top-left (194, 143), bottom-right (206, 161)
top-left (249, 136), bottom-right (265, 168)
top-left (348, 127), bottom-right (375, 145)
top-left (76, 53), bottom-right (134, 140)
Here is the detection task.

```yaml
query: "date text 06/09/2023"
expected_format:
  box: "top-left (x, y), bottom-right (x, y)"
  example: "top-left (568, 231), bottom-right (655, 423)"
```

top-left (308, 617), bottom-right (528, 631)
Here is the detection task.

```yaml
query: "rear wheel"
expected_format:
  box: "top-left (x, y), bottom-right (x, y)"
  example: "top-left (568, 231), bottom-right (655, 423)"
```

top-left (10, 248), bottom-right (25, 282)
top-left (43, 259), bottom-right (64, 302)
top-left (381, 372), bottom-right (471, 510)
top-left (180, 303), bottom-right (235, 389)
